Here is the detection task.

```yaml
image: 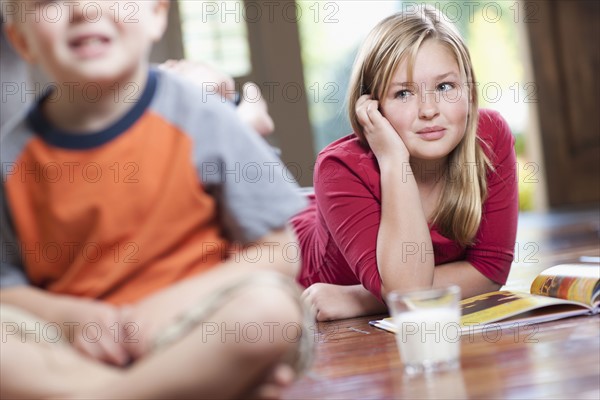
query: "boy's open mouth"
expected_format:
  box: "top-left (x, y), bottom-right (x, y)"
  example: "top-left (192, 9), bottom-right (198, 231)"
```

top-left (69, 35), bottom-right (111, 57)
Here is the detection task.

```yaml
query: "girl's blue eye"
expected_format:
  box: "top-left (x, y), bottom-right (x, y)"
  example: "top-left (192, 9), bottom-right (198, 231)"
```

top-left (395, 90), bottom-right (412, 99)
top-left (438, 82), bottom-right (456, 92)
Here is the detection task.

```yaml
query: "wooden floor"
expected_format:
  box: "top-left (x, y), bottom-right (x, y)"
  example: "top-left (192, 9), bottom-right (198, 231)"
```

top-left (283, 208), bottom-right (600, 399)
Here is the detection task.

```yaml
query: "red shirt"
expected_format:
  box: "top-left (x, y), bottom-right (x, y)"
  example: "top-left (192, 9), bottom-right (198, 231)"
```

top-left (292, 109), bottom-right (518, 301)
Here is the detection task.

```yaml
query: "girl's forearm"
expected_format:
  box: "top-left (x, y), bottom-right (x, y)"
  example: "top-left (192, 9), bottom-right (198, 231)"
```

top-left (432, 261), bottom-right (501, 299)
top-left (346, 284), bottom-right (388, 315)
top-left (377, 161), bottom-right (435, 297)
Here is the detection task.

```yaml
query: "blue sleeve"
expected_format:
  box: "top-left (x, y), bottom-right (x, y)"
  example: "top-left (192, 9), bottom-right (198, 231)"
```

top-left (194, 98), bottom-right (308, 243)
top-left (1, 186), bottom-right (29, 288)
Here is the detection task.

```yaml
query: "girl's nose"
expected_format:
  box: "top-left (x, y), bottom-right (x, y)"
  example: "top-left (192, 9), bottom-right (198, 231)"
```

top-left (418, 91), bottom-right (440, 120)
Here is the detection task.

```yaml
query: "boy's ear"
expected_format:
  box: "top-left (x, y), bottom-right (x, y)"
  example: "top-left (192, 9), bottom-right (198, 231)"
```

top-left (149, 0), bottom-right (170, 43)
top-left (4, 23), bottom-right (36, 64)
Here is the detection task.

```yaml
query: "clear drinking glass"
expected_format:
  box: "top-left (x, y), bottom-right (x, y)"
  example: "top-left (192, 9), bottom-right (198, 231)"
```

top-left (386, 285), bottom-right (462, 375)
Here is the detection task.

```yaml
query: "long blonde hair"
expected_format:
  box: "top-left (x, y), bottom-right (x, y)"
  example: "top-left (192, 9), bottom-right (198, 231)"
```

top-left (347, 5), bottom-right (492, 247)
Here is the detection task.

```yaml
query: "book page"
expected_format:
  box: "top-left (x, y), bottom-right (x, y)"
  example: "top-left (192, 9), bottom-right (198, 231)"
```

top-left (530, 264), bottom-right (600, 306)
top-left (369, 290), bottom-right (593, 334)
top-left (459, 290), bottom-right (591, 327)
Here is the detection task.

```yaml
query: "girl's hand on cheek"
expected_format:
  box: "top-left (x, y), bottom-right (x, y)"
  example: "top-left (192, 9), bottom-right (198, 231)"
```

top-left (356, 94), bottom-right (410, 164)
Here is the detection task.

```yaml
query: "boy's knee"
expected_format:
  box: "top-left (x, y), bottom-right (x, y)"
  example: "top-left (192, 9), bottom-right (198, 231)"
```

top-left (231, 277), bottom-right (314, 373)
top-left (145, 273), bottom-right (315, 373)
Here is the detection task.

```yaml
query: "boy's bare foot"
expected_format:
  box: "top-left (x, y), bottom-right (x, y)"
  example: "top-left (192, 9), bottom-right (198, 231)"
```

top-left (245, 363), bottom-right (296, 399)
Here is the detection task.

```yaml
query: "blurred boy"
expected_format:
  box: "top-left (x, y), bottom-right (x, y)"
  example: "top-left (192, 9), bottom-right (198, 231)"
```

top-left (0, 1), bottom-right (311, 398)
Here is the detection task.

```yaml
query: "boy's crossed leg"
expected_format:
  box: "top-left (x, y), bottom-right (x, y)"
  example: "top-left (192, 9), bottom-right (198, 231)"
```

top-left (0, 270), bottom-right (314, 399)
top-left (0, 304), bottom-right (122, 399)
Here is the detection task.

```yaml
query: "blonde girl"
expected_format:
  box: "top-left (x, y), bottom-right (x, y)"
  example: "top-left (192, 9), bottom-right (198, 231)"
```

top-left (293, 4), bottom-right (518, 320)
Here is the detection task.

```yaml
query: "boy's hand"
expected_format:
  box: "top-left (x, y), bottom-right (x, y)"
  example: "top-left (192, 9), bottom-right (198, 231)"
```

top-left (0, 287), bottom-right (131, 366)
top-left (60, 298), bottom-right (131, 367)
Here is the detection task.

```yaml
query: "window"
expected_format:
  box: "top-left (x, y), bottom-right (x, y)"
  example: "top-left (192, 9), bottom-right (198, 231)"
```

top-left (297, 1), bottom-right (401, 151)
top-left (178, 0), bottom-right (251, 77)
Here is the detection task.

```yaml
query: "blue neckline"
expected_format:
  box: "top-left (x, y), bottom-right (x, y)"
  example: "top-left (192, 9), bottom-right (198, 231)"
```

top-left (27, 69), bottom-right (157, 150)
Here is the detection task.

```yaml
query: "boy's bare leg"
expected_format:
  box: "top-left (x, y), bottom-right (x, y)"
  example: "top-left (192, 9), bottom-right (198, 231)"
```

top-left (85, 273), bottom-right (307, 399)
top-left (1, 271), bottom-right (308, 399)
top-left (0, 305), bottom-right (120, 399)
top-left (120, 266), bottom-right (303, 360)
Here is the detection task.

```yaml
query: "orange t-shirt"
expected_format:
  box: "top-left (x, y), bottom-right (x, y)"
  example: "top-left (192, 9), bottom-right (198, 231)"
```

top-left (1, 69), bottom-right (306, 304)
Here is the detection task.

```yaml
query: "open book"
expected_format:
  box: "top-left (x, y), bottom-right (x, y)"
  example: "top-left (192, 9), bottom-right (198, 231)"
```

top-left (370, 264), bottom-right (600, 334)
